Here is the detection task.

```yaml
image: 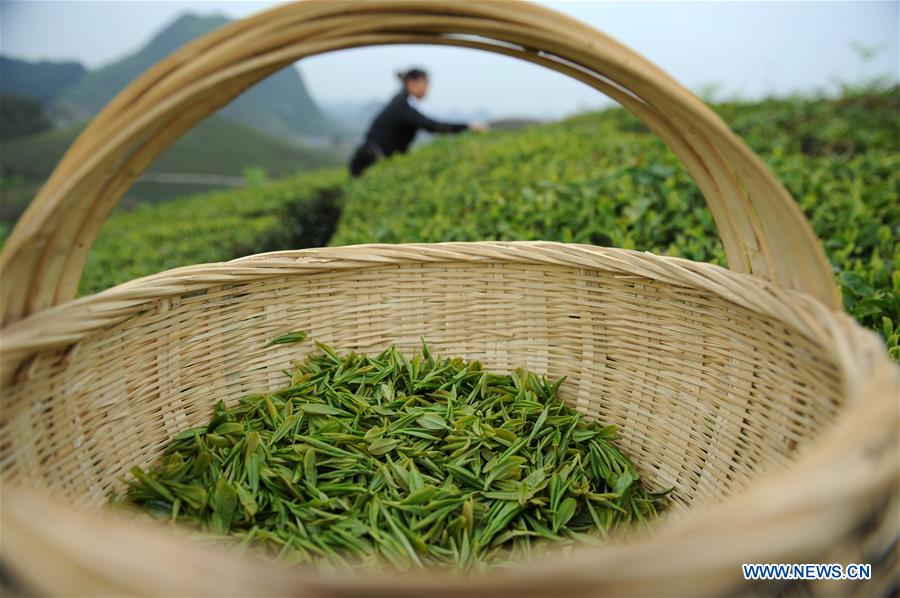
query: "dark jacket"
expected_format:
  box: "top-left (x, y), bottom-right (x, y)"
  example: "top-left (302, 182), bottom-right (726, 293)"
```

top-left (364, 92), bottom-right (468, 156)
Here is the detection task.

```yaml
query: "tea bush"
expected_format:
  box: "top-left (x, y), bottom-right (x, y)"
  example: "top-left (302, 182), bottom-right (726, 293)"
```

top-left (77, 169), bottom-right (346, 295)
top-left (3, 89), bottom-right (894, 357)
top-left (332, 88), bottom-right (899, 357)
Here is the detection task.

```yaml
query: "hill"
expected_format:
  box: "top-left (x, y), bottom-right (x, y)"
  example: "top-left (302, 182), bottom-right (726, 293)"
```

top-left (53, 13), bottom-right (333, 143)
top-left (1, 115), bottom-right (342, 223)
top-left (0, 56), bottom-right (87, 105)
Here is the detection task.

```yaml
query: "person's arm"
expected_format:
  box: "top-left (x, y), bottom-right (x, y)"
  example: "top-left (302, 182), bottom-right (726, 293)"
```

top-left (398, 101), bottom-right (469, 134)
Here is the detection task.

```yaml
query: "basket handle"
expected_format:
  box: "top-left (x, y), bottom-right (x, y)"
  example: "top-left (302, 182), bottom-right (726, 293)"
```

top-left (0, 0), bottom-right (839, 326)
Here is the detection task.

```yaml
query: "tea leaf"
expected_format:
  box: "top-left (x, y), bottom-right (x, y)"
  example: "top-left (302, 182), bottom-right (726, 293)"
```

top-left (210, 477), bottom-right (238, 534)
top-left (298, 403), bottom-right (344, 416)
top-left (416, 412), bottom-right (447, 430)
top-left (553, 497), bottom-right (577, 532)
top-left (368, 438), bottom-right (400, 456)
top-left (269, 331), bottom-right (308, 346)
top-left (304, 448), bottom-right (317, 487)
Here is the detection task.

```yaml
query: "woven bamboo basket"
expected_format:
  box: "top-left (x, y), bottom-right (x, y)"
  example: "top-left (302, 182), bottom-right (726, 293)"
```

top-left (1, 1), bottom-right (897, 595)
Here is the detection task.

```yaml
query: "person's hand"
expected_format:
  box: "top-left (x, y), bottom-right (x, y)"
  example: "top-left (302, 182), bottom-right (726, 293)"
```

top-left (469, 122), bottom-right (490, 132)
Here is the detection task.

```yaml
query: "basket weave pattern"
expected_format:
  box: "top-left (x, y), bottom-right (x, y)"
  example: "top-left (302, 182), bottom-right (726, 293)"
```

top-left (1, 245), bottom-right (859, 507)
top-left (2, 244), bottom-right (896, 595)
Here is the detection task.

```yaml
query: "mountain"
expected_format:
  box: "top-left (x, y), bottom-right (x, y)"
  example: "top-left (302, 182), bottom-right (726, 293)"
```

top-left (1, 115), bottom-right (343, 224)
top-left (0, 56), bottom-right (87, 104)
top-left (3, 115), bottom-right (340, 180)
top-left (53, 13), bottom-right (333, 142)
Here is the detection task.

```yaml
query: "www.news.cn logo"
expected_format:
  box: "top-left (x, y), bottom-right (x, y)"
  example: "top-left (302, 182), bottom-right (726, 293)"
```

top-left (742, 563), bottom-right (872, 581)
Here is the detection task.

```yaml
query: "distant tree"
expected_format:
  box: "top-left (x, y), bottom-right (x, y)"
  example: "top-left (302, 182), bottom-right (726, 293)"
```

top-left (0, 94), bottom-right (52, 140)
top-left (0, 56), bottom-right (87, 104)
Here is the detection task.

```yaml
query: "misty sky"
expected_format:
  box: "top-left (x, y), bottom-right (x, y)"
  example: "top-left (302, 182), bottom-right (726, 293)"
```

top-left (1, 1), bottom-right (898, 119)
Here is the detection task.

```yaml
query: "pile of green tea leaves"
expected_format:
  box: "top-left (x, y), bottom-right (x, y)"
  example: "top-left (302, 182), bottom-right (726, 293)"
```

top-left (120, 338), bottom-right (668, 572)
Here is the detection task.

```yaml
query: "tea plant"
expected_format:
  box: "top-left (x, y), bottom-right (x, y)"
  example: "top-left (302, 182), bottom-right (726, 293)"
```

top-left (77, 169), bottom-right (346, 295)
top-left (4, 88), bottom-right (892, 356)
top-left (332, 87), bottom-right (899, 357)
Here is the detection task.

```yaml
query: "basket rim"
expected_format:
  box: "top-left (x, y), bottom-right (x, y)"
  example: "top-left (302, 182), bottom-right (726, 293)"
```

top-left (1, 240), bottom-right (897, 595)
top-left (0, 241), bottom-right (880, 376)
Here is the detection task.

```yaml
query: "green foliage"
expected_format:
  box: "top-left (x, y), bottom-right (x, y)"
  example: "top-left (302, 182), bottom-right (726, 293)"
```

top-left (0, 94), bottom-right (53, 140)
top-left (717, 91), bottom-right (899, 359)
top-left (78, 169), bottom-right (346, 296)
top-left (0, 175), bottom-right (38, 226)
top-left (333, 108), bottom-right (723, 256)
top-left (243, 166), bottom-right (270, 187)
top-left (1, 124), bottom-right (88, 179)
top-left (0, 56), bottom-right (87, 104)
top-left (1, 116), bottom-right (341, 220)
top-left (2, 115), bottom-right (340, 187)
top-left (332, 87), bottom-right (899, 357)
